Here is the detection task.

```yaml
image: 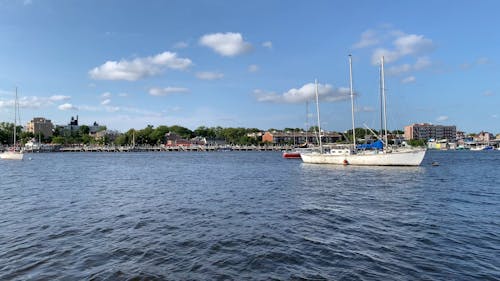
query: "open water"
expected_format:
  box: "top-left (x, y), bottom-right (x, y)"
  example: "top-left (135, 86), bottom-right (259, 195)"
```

top-left (0, 150), bottom-right (499, 280)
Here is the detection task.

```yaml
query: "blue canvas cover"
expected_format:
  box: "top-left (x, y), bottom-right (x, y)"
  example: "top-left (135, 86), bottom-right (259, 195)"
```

top-left (356, 140), bottom-right (383, 150)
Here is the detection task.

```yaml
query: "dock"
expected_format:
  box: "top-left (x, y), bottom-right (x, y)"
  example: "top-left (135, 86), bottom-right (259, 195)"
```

top-left (21, 144), bottom-right (293, 153)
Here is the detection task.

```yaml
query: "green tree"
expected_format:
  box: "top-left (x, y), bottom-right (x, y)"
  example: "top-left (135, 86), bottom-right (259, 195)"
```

top-left (52, 136), bottom-right (66, 144)
top-left (113, 132), bottom-right (129, 146)
top-left (308, 126), bottom-right (319, 133)
top-left (168, 125), bottom-right (193, 139)
top-left (0, 122), bottom-right (13, 144)
top-left (150, 125), bottom-right (170, 144)
top-left (79, 125), bottom-right (90, 135)
top-left (20, 131), bottom-right (34, 145)
top-left (407, 139), bottom-right (426, 147)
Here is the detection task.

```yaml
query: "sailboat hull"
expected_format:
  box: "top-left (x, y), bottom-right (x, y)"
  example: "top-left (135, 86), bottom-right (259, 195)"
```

top-left (0, 151), bottom-right (24, 160)
top-left (301, 149), bottom-right (426, 166)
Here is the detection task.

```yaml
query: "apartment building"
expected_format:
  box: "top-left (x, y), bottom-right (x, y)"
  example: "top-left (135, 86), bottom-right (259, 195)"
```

top-left (404, 123), bottom-right (457, 141)
top-left (26, 117), bottom-right (54, 137)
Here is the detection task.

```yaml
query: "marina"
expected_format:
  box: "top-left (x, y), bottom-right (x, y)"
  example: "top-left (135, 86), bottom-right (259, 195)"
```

top-left (1, 1), bottom-right (499, 280)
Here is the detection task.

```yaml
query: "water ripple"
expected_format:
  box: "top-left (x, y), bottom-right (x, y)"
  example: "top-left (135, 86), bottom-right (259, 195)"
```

top-left (0, 151), bottom-right (499, 280)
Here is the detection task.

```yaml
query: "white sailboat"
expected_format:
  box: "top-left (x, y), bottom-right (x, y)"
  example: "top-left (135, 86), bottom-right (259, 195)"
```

top-left (301, 56), bottom-right (426, 166)
top-left (1, 87), bottom-right (24, 160)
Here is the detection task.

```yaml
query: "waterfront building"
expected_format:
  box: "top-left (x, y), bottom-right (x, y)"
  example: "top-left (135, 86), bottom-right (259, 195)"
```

top-left (262, 130), bottom-right (342, 145)
top-left (89, 121), bottom-right (103, 134)
top-left (474, 131), bottom-right (494, 143)
top-left (404, 123), bottom-right (457, 141)
top-left (246, 131), bottom-right (263, 140)
top-left (60, 115), bottom-right (80, 136)
top-left (165, 132), bottom-right (191, 146)
top-left (190, 136), bottom-right (207, 145)
top-left (26, 117), bottom-right (54, 138)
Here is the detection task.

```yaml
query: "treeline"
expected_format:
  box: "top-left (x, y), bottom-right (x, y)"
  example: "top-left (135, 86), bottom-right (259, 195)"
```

top-left (0, 123), bottom-right (263, 146)
top-left (113, 125), bottom-right (262, 146)
top-left (0, 122), bottom-right (32, 145)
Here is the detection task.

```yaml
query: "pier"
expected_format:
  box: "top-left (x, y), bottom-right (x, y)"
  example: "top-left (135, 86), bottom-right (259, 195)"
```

top-left (21, 144), bottom-right (294, 153)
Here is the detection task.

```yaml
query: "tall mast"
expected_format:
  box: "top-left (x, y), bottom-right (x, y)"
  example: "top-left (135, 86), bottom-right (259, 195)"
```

top-left (379, 64), bottom-right (383, 139)
top-left (380, 57), bottom-right (388, 149)
top-left (349, 54), bottom-right (356, 149)
top-left (315, 79), bottom-right (323, 151)
top-left (305, 100), bottom-right (309, 145)
top-left (13, 87), bottom-right (17, 146)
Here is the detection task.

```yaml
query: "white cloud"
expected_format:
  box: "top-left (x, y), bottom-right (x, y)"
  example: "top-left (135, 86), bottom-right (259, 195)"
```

top-left (173, 41), bottom-right (189, 49)
top-left (476, 57), bottom-right (489, 65)
top-left (414, 56), bottom-right (432, 70)
top-left (101, 99), bottom-right (111, 105)
top-left (371, 34), bottom-right (434, 64)
top-left (436, 115), bottom-right (448, 122)
top-left (387, 64), bottom-right (412, 75)
top-left (101, 92), bottom-right (112, 99)
top-left (58, 103), bottom-right (78, 111)
top-left (199, 32), bottom-right (253, 57)
top-left (461, 57), bottom-right (491, 70)
top-left (357, 28), bottom-right (435, 65)
top-left (262, 41), bottom-right (273, 49)
top-left (49, 95), bottom-right (71, 101)
top-left (89, 51), bottom-right (193, 81)
top-left (196, 71), bottom-right (224, 80)
top-left (355, 106), bottom-right (375, 112)
top-left (105, 106), bottom-right (120, 112)
top-left (394, 34), bottom-right (433, 56)
top-left (353, 29), bottom-right (380, 48)
top-left (0, 95), bottom-right (72, 109)
top-left (387, 56), bottom-right (432, 76)
top-left (401, 76), bottom-right (416, 83)
top-left (248, 64), bottom-right (259, 72)
top-left (149, 87), bottom-right (190, 96)
top-left (79, 105), bottom-right (99, 112)
top-left (254, 82), bottom-right (351, 104)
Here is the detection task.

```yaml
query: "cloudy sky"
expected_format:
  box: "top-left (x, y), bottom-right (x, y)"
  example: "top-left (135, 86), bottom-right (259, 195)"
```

top-left (0, 0), bottom-right (499, 133)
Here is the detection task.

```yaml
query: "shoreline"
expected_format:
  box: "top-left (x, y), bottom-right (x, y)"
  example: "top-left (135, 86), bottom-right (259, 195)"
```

top-left (17, 144), bottom-right (291, 153)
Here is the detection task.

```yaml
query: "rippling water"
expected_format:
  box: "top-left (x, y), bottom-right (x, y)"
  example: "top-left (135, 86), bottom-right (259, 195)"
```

top-left (0, 151), bottom-right (499, 280)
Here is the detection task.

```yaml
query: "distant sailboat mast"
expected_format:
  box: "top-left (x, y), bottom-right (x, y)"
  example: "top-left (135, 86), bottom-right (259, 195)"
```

top-left (13, 87), bottom-right (18, 148)
top-left (379, 64), bottom-right (383, 142)
top-left (380, 56), bottom-right (389, 149)
top-left (314, 79), bottom-right (323, 151)
top-left (305, 100), bottom-right (309, 145)
top-left (349, 54), bottom-right (356, 149)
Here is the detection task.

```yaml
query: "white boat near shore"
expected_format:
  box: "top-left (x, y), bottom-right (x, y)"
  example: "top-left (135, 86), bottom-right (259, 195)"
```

top-left (0, 150), bottom-right (24, 160)
top-left (1, 87), bottom-right (24, 161)
top-left (300, 146), bottom-right (426, 166)
top-left (301, 56), bottom-right (426, 166)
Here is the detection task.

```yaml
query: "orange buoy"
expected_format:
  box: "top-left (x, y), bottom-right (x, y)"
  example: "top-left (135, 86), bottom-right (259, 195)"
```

top-left (343, 159), bottom-right (349, 165)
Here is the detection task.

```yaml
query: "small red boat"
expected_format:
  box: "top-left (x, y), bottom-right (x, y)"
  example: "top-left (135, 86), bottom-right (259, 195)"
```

top-left (282, 151), bottom-right (301, 159)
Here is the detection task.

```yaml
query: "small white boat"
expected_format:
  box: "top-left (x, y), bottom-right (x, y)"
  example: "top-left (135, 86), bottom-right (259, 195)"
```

top-left (1, 87), bottom-right (24, 161)
top-left (0, 149), bottom-right (24, 160)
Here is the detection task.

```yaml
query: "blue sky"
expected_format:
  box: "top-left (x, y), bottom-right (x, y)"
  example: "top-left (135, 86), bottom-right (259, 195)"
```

top-left (0, 0), bottom-right (499, 133)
